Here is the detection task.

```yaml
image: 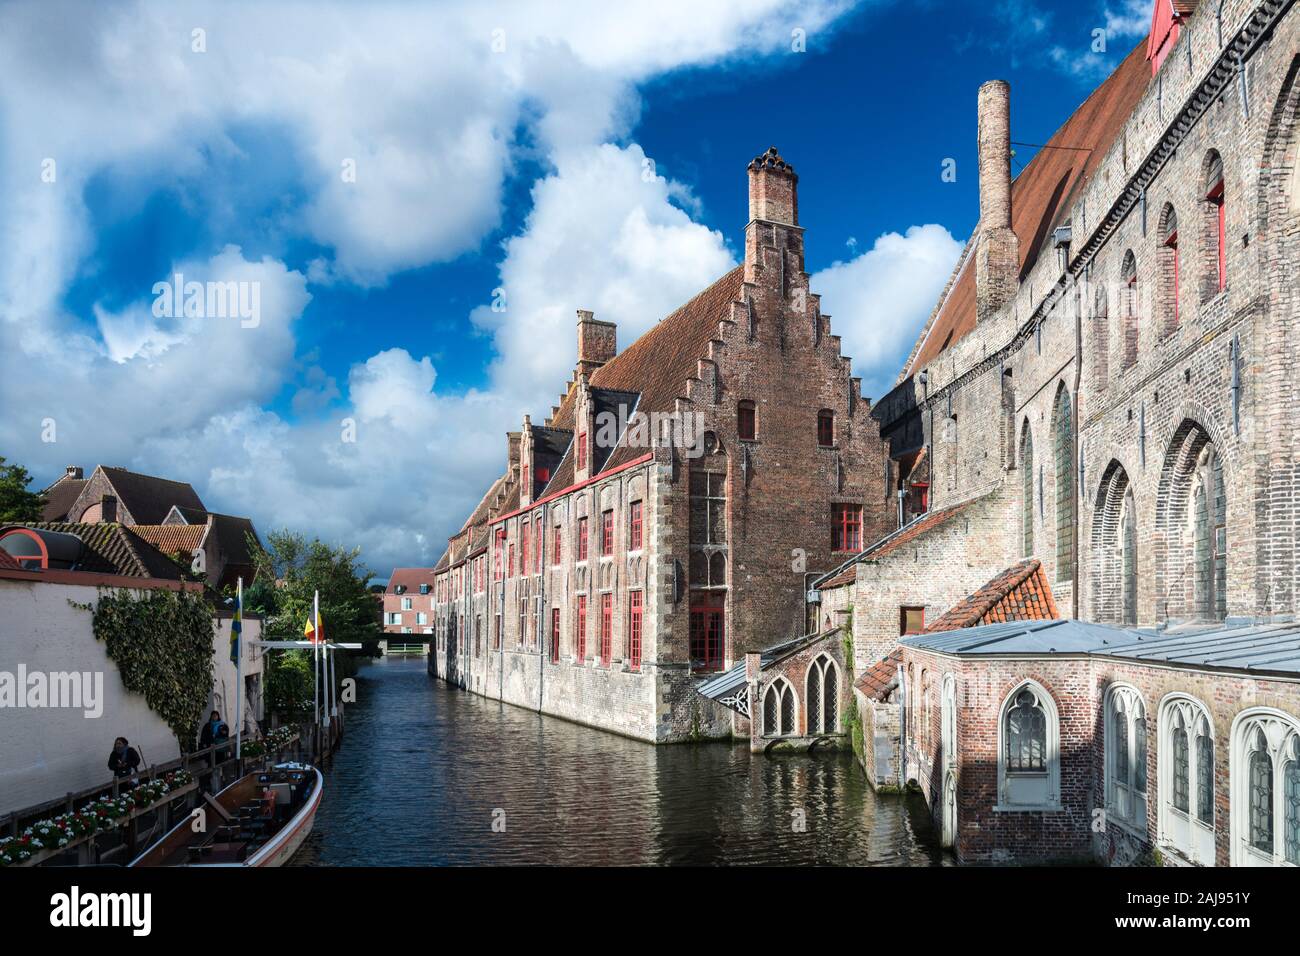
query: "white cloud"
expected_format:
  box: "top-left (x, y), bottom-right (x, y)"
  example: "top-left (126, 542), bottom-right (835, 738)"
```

top-left (0, 0), bottom-right (872, 572)
top-left (811, 224), bottom-right (963, 399)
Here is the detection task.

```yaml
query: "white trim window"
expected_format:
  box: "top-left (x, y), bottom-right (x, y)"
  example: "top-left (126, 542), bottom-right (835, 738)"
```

top-left (1230, 709), bottom-right (1300, 866)
top-left (385, 612), bottom-right (401, 626)
top-left (762, 677), bottom-right (797, 737)
top-left (941, 674), bottom-right (957, 772)
top-left (997, 680), bottom-right (1061, 810)
top-left (1158, 695), bottom-right (1215, 864)
top-left (805, 654), bottom-right (840, 734)
top-left (401, 597), bottom-right (413, 610)
top-left (1105, 684), bottom-right (1148, 832)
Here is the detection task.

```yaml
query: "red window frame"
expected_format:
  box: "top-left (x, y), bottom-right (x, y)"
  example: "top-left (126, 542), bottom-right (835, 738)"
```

top-left (1208, 179), bottom-right (1226, 293)
top-left (832, 504), bottom-right (863, 552)
top-left (817, 410), bottom-right (834, 447)
top-left (535, 516), bottom-right (543, 571)
top-left (521, 521), bottom-right (530, 575)
top-left (628, 590), bottom-right (643, 671)
top-left (629, 500), bottom-right (643, 551)
top-left (575, 595), bottom-right (587, 661)
top-left (599, 593), bottom-right (613, 665)
top-left (577, 516), bottom-right (588, 561)
top-left (522, 465), bottom-right (530, 496)
top-left (550, 607), bottom-right (561, 664)
top-left (689, 606), bottom-right (725, 673)
top-left (494, 528), bottom-right (505, 580)
top-left (508, 543), bottom-right (515, 578)
top-left (577, 431), bottom-right (587, 472)
top-left (536, 466), bottom-right (550, 483)
top-left (553, 524), bottom-right (562, 565)
top-left (601, 509), bottom-right (614, 555)
top-left (737, 400), bottom-right (756, 441)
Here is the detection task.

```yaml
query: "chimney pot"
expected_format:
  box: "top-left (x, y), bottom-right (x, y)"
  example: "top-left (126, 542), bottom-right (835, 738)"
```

top-left (65, 465), bottom-right (83, 480)
top-left (747, 146), bottom-right (798, 226)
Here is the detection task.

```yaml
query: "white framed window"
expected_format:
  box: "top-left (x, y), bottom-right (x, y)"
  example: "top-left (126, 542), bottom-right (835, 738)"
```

top-left (805, 654), bottom-right (839, 734)
top-left (401, 626), bottom-right (413, 634)
top-left (941, 673), bottom-right (957, 772)
top-left (996, 680), bottom-right (1060, 810)
top-left (762, 677), bottom-right (797, 737)
top-left (1105, 684), bottom-right (1148, 832)
top-left (386, 612), bottom-right (401, 625)
top-left (1230, 708), bottom-right (1300, 867)
top-left (402, 597), bottom-right (413, 610)
top-left (1158, 694), bottom-right (1215, 865)
top-left (416, 612), bottom-right (428, 625)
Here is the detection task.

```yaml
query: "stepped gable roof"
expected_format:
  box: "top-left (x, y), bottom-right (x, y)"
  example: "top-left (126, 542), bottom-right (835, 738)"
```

top-left (903, 39), bottom-right (1150, 378)
top-left (40, 477), bottom-right (87, 522)
top-left (853, 649), bottom-right (902, 701)
top-left (543, 266), bottom-right (746, 493)
top-left (816, 493), bottom-right (990, 590)
top-left (925, 558), bottom-right (1059, 633)
top-left (7, 521), bottom-right (185, 579)
top-left (95, 466), bottom-right (207, 524)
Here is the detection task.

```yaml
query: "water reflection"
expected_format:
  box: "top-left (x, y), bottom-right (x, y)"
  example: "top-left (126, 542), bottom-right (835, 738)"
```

top-left (298, 656), bottom-right (948, 866)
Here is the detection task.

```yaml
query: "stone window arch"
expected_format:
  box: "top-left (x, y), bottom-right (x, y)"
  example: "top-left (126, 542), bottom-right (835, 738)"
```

top-left (1230, 708), bottom-right (1300, 866)
top-left (1052, 383), bottom-right (1075, 582)
top-left (1120, 250), bottom-right (1139, 370)
top-left (805, 653), bottom-right (840, 734)
top-left (762, 677), bottom-right (797, 738)
top-left (1105, 683), bottom-right (1148, 831)
top-left (941, 673), bottom-right (957, 773)
top-left (1159, 694), bottom-right (1215, 864)
top-left (1156, 420), bottom-right (1227, 622)
top-left (1091, 281), bottom-right (1110, 391)
top-left (1020, 419), bottom-right (1035, 558)
top-left (1158, 202), bottom-right (1180, 335)
top-left (1092, 461), bottom-right (1138, 625)
top-left (997, 679), bottom-right (1061, 809)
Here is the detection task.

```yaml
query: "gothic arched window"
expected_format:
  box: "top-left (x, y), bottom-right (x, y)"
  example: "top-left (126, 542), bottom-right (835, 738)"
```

top-left (1231, 710), bottom-right (1300, 866)
top-left (1021, 422), bottom-right (1035, 557)
top-left (998, 681), bottom-right (1060, 809)
top-left (1105, 685), bottom-right (1148, 829)
top-left (1053, 385), bottom-right (1075, 581)
top-left (1159, 695), bottom-right (1215, 864)
top-left (806, 654), bottom-right (839, 734)
top-left (1159, 203), bottom-right (1180, 335)
top-left (763, 678), bottom-right (797, 737)
top-left (1120, 250), bottom-right (1139, 370)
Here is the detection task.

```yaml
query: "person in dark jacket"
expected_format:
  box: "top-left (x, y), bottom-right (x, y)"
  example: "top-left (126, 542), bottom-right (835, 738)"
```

top-left (199, 710), bottom-right (230, 756)
top-left (107, 737), bottom-right (140, 778)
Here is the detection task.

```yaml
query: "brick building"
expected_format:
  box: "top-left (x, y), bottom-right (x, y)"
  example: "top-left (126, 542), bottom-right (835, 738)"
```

top-left (426, 147), bottom-right (890, 742)
top-left (823, 0), bottom-right (1300, 866)
top-left (383, 567), bottom-right (438, 636)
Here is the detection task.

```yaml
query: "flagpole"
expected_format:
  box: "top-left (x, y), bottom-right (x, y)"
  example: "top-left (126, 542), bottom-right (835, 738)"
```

top-left (313, 589), bottom-right (320, 738)
top-left (235, 576), bottom-right (244, 760)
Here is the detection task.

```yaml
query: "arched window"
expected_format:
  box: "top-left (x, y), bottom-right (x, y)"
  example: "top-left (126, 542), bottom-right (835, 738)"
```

top-left (1158, 421), bottom-right (1227, 623)
top-left (1202, 150), bottom-right (1227, 300)
top-left (1093, 462), bottom-right (1138, 624)
top-left (1020, 421), bottom-right (1035, 557)
top-left (817, 409), bottom-right (835, 447)
top-left (1052, 385), bottom-right (1074, 581)
top-left (1105, 685), bottom-right (1148, 830)
top-left (737, 400), bottom-right (756, 441)
top-left (919, 668), bottom-right (930, 753)
top-left (1159, 695), bottom-right (1215, 864)
top-left (806, 654), bottom-right (839, 734)
top-left (941, 674), bottom-right (957, 772)
top-left (1231, 710), bottom-right (1300, 866)
top-left (1120, 251), bottom-right (1139, 370)
top-left (1158, 203), bottom-right (1180, 334)
top-left (762, 678), bottom-right (797, 737)
top-left (998, 680), bottom-right (1060, 809)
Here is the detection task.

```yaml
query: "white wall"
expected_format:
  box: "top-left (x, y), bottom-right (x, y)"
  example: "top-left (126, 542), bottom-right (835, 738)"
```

top-left (208, 615), bottom-right (264, 742)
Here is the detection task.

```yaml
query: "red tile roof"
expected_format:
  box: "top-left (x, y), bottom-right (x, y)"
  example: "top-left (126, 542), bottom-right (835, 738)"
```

top-left (924, 558), bottom-right (1059, 633)
top-left (128, 524), bottom-right (207, 555)
top-left (7, 522), bottom-right (185, 579)
top-left (387, 567), bottom-right (439, 594)
top-left (903, 40), bottom-right (1151, 378)
top-left (853, 649), bottom-right (902, 701)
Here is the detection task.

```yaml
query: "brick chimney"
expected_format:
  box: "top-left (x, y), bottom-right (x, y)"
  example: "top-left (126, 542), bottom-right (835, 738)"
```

top-left (100, 494), bottom-right (117, 523)
top-left (65, 465), bottom-right (83, 480)
top-left (975, 80), bottom-right (1020, 323)
top-left (745, 146), bottom-right (804, 285)
top-left (576, 309), bottom-right (616, 378)
top-left (519, 414), bottom-right (534, 507)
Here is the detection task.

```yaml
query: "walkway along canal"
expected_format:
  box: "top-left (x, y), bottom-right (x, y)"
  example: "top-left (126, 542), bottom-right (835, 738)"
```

top-left (298, 656), bottom-right (948, 865)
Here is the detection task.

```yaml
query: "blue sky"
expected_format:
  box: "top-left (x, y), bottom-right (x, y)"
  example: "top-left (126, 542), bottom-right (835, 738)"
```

top-left (0, 0), bottom-right (1153, 573)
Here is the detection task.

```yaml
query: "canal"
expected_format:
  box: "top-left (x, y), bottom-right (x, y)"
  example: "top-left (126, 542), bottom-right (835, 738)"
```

top-left (297, 655), bottom-right (949, 866)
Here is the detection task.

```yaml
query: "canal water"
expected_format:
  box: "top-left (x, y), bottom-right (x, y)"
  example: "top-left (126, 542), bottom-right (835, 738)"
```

top-left (297, 655), bottom-right (949, 866)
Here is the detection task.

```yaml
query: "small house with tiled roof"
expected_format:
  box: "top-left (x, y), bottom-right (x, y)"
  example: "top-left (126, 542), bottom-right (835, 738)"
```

top-left (427, 146), bottom-right (892, 742)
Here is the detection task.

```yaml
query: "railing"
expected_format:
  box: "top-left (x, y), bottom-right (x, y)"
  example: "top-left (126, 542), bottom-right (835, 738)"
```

top-left (1, 733), bottom-right (303, 867)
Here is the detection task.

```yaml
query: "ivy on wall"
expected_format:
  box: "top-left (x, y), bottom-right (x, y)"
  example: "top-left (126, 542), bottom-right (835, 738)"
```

top-left (76, 588), bottom-right (216, 747)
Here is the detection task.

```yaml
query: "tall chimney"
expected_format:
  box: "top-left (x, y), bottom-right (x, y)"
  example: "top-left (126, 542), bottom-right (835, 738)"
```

top-left (65, 465), bottom-right (83, 480)
top-left (975, 80), bottom-right (1020, 323)
top-left (747, 146), bottom-right (798, 226)
top-left (576, 309), bottom-right (616, 378)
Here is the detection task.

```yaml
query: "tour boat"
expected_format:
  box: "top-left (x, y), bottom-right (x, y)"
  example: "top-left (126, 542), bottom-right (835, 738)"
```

top-left (130, 763), bottom-right (323, 867)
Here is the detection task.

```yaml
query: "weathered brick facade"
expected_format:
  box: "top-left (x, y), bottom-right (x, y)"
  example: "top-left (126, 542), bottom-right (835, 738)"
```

top-left (425, 148), bottom-right (890, 742)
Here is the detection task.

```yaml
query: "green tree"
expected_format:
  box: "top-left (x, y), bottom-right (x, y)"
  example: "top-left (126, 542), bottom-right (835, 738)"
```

top-left (245, 529), bottom-right (382, 721)
top-left (0, 457), bottom-right (45, 522)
